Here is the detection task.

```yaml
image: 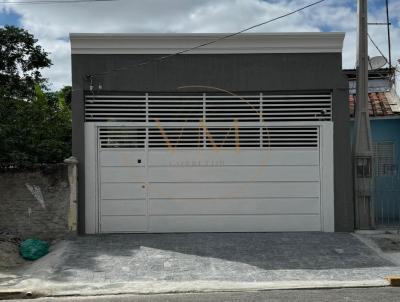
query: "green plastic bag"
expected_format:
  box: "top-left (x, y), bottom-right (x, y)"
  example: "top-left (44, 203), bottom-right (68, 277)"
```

top-left (19, 239), bottom-right (50, 261)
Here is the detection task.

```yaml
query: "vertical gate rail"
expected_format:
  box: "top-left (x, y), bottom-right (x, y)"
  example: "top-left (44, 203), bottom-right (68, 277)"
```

top-left (374, 153), bottom-right (400, 228)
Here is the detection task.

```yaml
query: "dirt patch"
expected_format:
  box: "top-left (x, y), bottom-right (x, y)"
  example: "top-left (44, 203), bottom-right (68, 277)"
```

top-left (0, 233), bottom-right (26, 268)
top-left (370, 233), bottom-right (400, 252)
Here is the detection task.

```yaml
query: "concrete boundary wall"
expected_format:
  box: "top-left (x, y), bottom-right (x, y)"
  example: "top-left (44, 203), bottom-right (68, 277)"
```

top-left (0, 165), bottom-right (70, 240)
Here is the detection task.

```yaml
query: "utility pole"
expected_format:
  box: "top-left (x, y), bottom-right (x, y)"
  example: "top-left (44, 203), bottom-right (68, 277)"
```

top-left (354, 0), bottom-right (374, 229)
top-left (385, 0), bottom-right (392, 70)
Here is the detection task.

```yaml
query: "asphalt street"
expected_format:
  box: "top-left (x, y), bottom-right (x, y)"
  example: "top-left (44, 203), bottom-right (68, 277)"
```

top-left (6, 287), bottom-right (400, 302)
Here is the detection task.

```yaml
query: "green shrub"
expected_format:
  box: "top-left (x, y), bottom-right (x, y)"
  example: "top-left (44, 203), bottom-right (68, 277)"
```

top-left (0, 85), bottom-right (72, 167)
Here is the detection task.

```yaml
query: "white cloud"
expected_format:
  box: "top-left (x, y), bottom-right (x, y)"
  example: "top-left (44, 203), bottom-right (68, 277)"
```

top-left (1, 0), bottom-right (399, 90)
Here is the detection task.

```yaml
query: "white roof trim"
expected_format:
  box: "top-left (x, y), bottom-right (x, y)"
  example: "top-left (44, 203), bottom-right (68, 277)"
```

top-left (70, 32), bottom-right (345, 55)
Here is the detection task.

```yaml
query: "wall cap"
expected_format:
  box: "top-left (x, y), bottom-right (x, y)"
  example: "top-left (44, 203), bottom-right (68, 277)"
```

top-left (64, 156), bottom-right (79, 165)
top-left (70, 32), bottom-right (345, 55)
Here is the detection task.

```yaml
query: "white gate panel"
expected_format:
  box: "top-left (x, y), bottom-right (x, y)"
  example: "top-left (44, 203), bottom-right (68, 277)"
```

top-left (100, 150), bottom-right (146, 167)
top-left (98, 150), bottom-right (148, 232)
top-left (95, 138), bottom-right (325, 232)
top-left (145, 146), bottom-right (321, 232)
top-left (149, 198), bottom-right (320, 215)
top-left (89, 124), bottom-right (334, 233)
top-left (148, 182), bottom-right (320, 199)
top-left (84, 94), bottom-right (334, 233)
top-left (148, 149), bottom-right (320, 166)
top-left (148, 214), bottom-right (321, 233)
top-left (101, 167), bottom-right (146, 182)
top-left (101, 216), bottom-right (148, 233)
top-left (101, 183), bottom-right (146, 200)
top-left (101, 199), bottom-right (147, 216)
top-left (148, 166), bottom-right (319, 182)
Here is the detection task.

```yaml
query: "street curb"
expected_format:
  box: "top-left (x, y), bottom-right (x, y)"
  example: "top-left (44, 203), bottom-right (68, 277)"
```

top-left (0, 279), bottom-right (390, 298)
top-left (0, 289), bottom-right (40, 300)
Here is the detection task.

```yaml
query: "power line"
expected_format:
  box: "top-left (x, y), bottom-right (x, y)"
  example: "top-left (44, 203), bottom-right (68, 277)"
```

top-left (367, 32), bottom-right (389, 63)
top-left (367, 33), bottom-right (394, 83)
top-left (0, 0), bottom-right (118, 4)
top-left (89, 0), bottom-right (327, 78)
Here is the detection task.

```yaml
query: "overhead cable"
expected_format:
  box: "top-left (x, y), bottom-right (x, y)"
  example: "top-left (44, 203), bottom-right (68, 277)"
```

top-left (367, 32), bottom-right (389, 63)
top-left (0, 0), bottom-right (118, 5)
top-left (89, 0), bottom-right (327, 78)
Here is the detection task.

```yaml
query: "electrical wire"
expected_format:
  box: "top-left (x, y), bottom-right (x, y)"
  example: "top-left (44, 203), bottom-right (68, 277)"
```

top-left (88, 0), bottom-right (327, 78)
top-left (367, 33), bottom-right (389, 63)
top-left (0, 0), bottom-right (118, 4)
top-left (367, 32), bottom-right (396, 85)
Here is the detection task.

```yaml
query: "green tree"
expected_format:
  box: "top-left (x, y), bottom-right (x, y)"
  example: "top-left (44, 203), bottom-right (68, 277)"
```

top-left (0, 85), bottom-right (72, 166)
top-left (0, 25), bottom-right (52, 100)
top-left (0, 26), bottom-right (71, 166)
top-left (59, 86), bottom-right (72, 109)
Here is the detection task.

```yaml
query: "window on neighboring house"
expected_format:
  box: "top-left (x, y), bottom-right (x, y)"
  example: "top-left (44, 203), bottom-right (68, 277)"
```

top-left (373, 141), bottom-right (397, 176)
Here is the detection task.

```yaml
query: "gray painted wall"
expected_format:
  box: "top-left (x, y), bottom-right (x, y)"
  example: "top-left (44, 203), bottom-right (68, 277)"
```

top-left (72, 53), bottom-right (353, 232)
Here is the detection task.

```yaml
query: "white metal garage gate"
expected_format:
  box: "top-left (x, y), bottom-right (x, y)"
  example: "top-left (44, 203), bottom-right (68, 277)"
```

top-left (84, 93), bottom-right (334, 233)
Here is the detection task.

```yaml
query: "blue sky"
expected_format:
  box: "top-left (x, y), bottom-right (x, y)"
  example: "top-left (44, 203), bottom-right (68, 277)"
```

top-left (1, 0), bottom-right (399, 90)
top-left (0, 9), bottom-right (19, 26)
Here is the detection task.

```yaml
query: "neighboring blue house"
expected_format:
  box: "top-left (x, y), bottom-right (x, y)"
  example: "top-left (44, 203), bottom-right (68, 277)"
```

top-left (346, 68), bottom-right (400, 227)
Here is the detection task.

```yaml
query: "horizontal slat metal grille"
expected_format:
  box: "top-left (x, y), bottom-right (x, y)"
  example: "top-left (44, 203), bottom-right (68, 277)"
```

top-left (206, 127), bottom-right (260, 148)
top-left (86, 93), bottom-right (331, 122)
top-left (100, 126), bottom-right (318, 149)
top-left (148, 95), bottom-right (203, 122)
top-left (148, 127), bottom-right (201, 148)
top-left (86, 95), bottom-right (146, 122)
top-left (263, 127), bottom-right (319, 148)
top-left (262, 96), bottom-right (331, 121)
top-left (206, 96), bottom-right (261, 122)
top-left (99, 128), bottom-right (146, 148)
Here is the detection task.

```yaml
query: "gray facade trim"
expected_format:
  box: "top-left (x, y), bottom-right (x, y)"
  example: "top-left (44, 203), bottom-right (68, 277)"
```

top-left (70, 32), bottom-right (345, 54)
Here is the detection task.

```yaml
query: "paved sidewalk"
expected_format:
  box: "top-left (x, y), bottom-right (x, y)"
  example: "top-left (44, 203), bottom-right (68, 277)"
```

top-left (2, 233), bottom-right (400, 296)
